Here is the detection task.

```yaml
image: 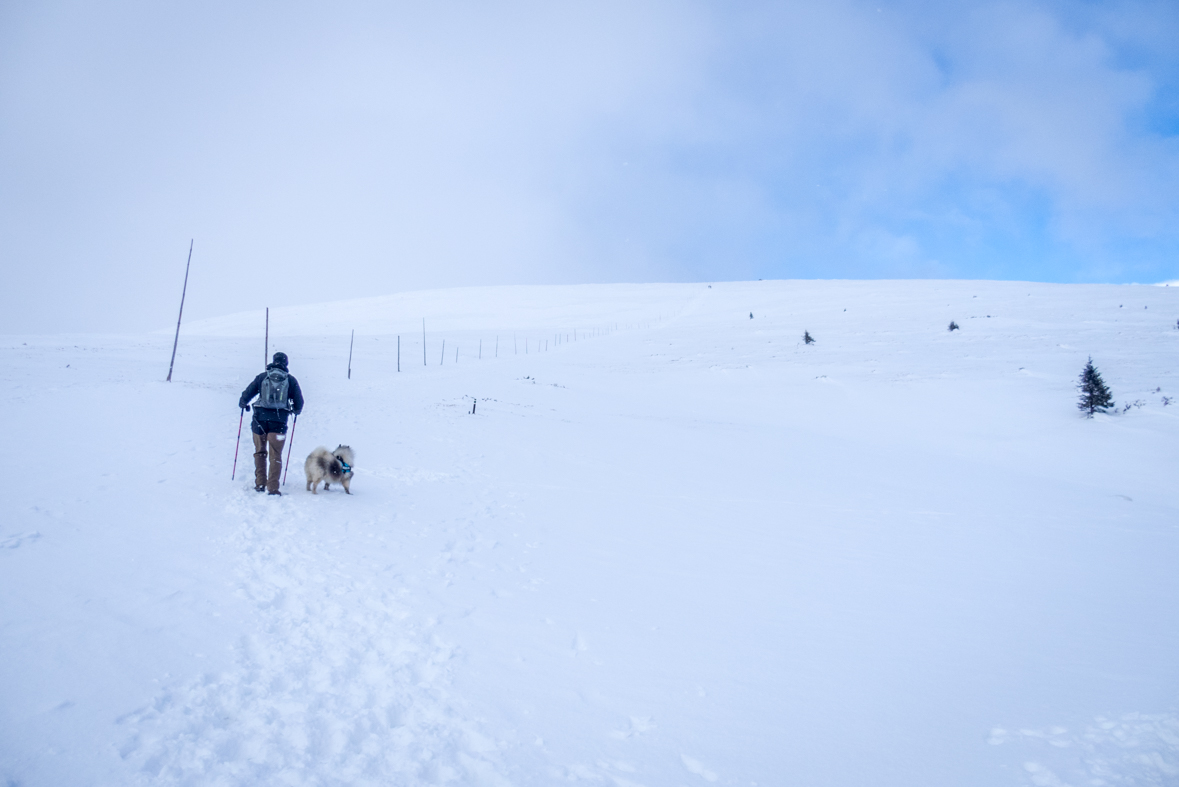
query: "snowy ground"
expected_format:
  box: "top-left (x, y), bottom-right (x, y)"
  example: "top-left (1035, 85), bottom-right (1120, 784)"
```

top-left (2, 280), bottom-right (1178, 787)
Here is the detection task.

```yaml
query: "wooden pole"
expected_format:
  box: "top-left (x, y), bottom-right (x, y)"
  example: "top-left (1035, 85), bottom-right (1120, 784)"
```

top-left (166, 239), bottom-right (193, 382)
top-left (495, 336), bottom-right (499, 357)
top-left (264, 307), bottom-right (269, 365)
top-left (440, 339), bottom-right (445, 365)
top-left (347, 329), bottom-right (354, 379)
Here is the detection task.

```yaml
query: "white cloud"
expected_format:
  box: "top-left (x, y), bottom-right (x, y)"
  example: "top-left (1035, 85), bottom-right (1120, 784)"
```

top-left (1, 0), bottom-right (1176, 331)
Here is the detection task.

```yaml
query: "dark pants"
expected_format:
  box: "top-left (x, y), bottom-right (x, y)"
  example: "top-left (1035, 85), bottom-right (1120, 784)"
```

top-left (250, 416), bottom-right (288, 436)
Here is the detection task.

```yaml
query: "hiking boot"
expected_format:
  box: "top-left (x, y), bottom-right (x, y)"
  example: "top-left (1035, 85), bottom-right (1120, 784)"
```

top-left (255, 485), bottom-right (266, 492)
top-left (268, 490), bottom-right (282, 496)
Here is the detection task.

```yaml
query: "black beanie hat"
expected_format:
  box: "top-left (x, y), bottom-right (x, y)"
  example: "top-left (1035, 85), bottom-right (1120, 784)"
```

top-left (272, 352), bottom-right (288, 369)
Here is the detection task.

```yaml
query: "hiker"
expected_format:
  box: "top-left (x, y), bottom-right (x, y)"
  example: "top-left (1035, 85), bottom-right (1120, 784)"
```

top-left (238, 352), bottom-right (304, 495)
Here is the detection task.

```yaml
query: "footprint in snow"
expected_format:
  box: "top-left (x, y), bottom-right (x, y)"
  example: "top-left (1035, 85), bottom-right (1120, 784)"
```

top-left (681, 754), bottom-right (718, 782)
top-left (610, 716), bottom-right (655, 740)
top-left (993, 712), bottom-right (1179, 785)
top-left (2, 531), bottom-right (41, 549)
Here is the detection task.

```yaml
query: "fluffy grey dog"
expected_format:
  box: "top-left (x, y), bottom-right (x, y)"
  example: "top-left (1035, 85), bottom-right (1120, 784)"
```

top-left (304, 445), bottom-right (355, 494)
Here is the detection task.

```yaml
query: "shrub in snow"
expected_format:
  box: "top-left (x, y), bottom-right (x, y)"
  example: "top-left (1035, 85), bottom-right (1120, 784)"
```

top-left (948, 321), bottom-right (960, 331)
top-left (1077, 357), bottom-right (1114, 417)
top-left (803, 331), bottom-right (815, 345)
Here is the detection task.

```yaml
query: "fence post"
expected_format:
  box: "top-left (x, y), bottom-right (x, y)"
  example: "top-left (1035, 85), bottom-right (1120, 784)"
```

top-left (165, 239), bottom-right (193, 382)
top-left (347, 329), bottom-right (354, 379)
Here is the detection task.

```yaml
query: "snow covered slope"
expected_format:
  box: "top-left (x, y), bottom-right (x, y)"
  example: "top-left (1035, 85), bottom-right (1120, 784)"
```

top-left (2, 280), bottom-right (1178, 786)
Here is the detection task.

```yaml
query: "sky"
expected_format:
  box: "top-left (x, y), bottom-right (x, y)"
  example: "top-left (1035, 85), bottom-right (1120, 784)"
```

top-left (2, 0), bottom-right (1178, 333)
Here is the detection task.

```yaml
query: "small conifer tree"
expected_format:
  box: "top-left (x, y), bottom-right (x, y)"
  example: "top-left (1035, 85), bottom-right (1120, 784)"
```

top-left (1077, 357), bottom-right (1114, 417)
top-left (803, 330), bottom-right (815, 345)
top-left (948, 321), bottom-right (959, 331)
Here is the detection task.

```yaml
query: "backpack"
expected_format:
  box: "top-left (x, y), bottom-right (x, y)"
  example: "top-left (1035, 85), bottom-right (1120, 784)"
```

top-left (258, 368), bottom-right (290, 411)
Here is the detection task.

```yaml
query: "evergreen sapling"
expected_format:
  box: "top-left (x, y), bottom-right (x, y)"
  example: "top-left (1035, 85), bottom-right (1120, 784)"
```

top-left (1077, 357), bottom-right (1114, 417)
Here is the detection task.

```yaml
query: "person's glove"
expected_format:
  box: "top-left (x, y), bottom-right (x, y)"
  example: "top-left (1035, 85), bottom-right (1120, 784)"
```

top-left (293, 410), bottom-right (302, 417)
top-left (239, 401), bottom-right (250, 411)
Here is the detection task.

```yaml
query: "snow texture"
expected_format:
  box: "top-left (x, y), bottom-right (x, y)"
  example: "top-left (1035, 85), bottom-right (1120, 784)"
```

top-left (2, 280), bottom-right (1178, 786)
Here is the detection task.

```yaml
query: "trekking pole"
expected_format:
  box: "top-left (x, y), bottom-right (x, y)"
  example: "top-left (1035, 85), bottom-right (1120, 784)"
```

top-left (282, 414), bottom-right (298, 487)
top-left (231, 408), bottom-right (245, 480)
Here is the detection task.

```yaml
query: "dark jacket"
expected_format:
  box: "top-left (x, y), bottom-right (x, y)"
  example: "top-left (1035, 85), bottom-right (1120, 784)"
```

top-left (239, 363), bottom-right (304, 429)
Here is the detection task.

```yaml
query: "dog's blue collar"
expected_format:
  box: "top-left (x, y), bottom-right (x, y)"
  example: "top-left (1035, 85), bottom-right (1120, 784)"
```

top-left (339, 460), bottom-right (351, 473)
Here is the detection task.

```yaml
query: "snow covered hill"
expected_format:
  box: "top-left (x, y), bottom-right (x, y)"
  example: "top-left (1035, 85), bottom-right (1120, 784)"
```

top-left (2, 280), bottom-right (1178, 787)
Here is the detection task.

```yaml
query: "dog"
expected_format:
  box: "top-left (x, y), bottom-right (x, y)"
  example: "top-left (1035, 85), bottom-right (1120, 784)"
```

top-left (304, 445), bottom-right (355, 494)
